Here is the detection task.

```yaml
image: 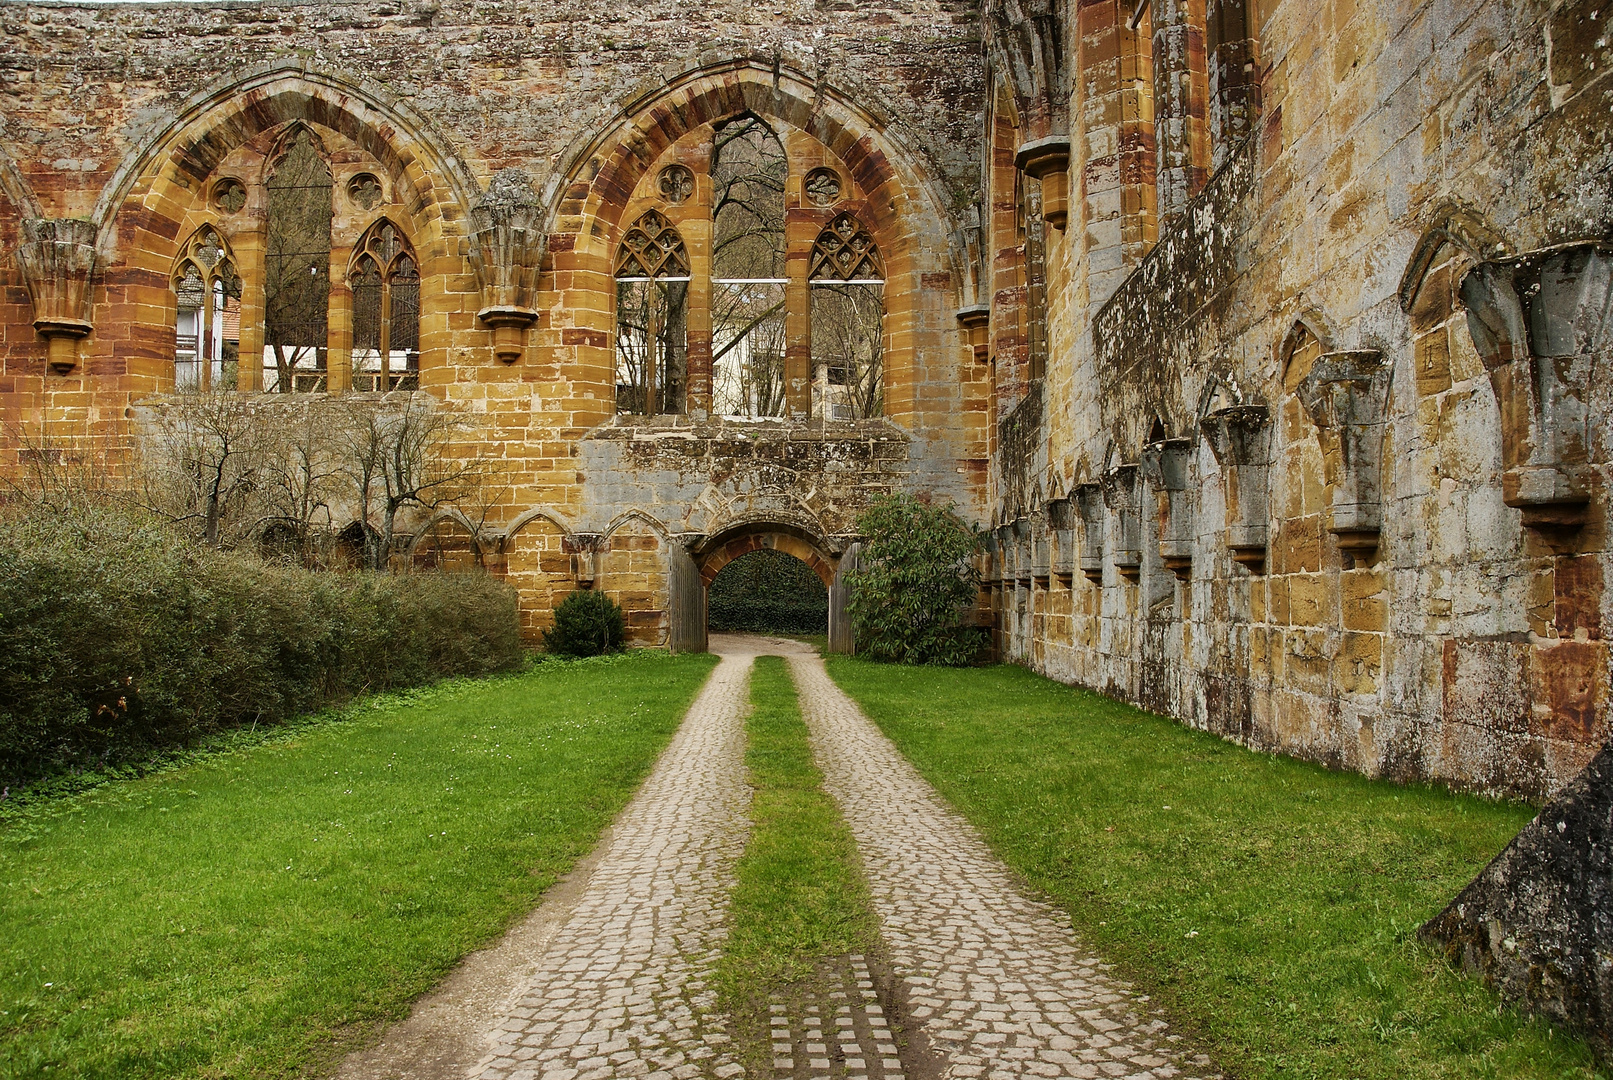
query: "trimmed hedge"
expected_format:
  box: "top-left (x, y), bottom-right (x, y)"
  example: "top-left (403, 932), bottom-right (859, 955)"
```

top-left (707, 548), bottom-right (828, 635)
top-left (0, 506), bottom-right (524, 788)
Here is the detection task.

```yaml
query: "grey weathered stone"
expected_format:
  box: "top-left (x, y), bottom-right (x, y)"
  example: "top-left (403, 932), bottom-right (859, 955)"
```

top-left (1420, 746), bottom-right (1613, 1059)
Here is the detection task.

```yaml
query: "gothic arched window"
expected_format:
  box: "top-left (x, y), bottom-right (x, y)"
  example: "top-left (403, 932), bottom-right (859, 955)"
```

top-left (264, 127), bottom-right (334, 393)
top-left (614, 210), bottom-right (690, 415)
top-left (171, 226), bottom-right (242, 392)
top-left (711, 115), bottom-right (789, 418)
top-left (349, 220), bottom-right (421, 392)
top-left (809, 214), bottom-right (885, 419)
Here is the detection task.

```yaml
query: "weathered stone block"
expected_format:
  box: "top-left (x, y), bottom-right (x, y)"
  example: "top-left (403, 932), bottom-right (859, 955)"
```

top-left (1421, 746), bottom-right (1613, 1060)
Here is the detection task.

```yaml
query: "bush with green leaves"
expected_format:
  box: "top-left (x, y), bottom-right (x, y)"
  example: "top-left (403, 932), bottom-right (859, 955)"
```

top-left (845, 494), bottom-right (984, 665)
top-left (543, 588), bottom-right (627, 657)
top-left (708, 549), bottom-right (828, 635)
top-left (0, 504), bottom-right (524, 789)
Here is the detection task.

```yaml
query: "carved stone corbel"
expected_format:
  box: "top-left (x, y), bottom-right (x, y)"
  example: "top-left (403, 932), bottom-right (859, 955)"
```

top-left (1102, 464), bottom-right (1142, 582)
top-left (1460, 243), bottom-right (1610, 532)
top-left (1074, 483), bottom-right (1105, 582)
top-left (1200, 404), bottom-right (1272, 572)
top-left (469, 169), bottom-right (546, 364)
top-left (956, 304), bottom-right (990, 363)
top-left (1139, 437), bottom-right (1195, 580)
top-left (15, 218), bottom-right (98, 373)
top-left (564, 531), bottom-right (605, 586)
top-left (1297, 350), bottom-right (1391, 565)
top-left (1014, 135), bottom-right (1071, 231)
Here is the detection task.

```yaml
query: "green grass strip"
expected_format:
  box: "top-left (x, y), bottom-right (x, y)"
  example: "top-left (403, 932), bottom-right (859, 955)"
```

top-left (825, 657), bottom-right (1605, 1080)
top-left (0, 650), bottom-right (719, 1080)
top-left (718, 656), bottom-right (879, 1073)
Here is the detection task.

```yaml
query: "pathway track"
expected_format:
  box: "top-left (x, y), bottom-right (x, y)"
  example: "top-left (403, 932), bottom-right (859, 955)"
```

top-left (469, 647), bottom-right (758, 1080)
top-left (337, 635), bottom-right (1213, 1080)
top-left (782, 641), bottom-right (1216, 1080)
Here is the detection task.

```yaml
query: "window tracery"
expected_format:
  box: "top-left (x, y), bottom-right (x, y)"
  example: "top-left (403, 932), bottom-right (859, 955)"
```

top-left (809, 214), bottom-right (884, 282)
top-left (809, 214), bottom-right (885, 420)
top-left (657, 165), bottom-right (695, 206)
top-left (711, 115), bottom-right (789, 418)
top-left (614, 210), bottom-right (691, 279)
top-left (264, 127), bottom-right (334, 394)
top-left (615, 210), bottom-right (690, 416)
top-left (349, 220), bottom-right (421, 392)
top-left (172, 226), bottom-right (242, 392)
top-left (804, 167), bottom-right (843, 208)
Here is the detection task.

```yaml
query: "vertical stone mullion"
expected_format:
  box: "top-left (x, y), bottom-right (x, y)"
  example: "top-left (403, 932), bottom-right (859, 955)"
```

top-left (327, 245), bottom-right (352, 394)
top-left (684, 215), bottom-right (713, 419)
top-left (234, 229), bottom-right (266, 392)
top-left (785, 214), bottom-right (811, 419)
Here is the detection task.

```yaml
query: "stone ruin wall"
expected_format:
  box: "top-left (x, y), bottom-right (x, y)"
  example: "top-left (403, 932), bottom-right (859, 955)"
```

top-left (985, 0), bottom-right (1613, 800)
top-left (0, 0), bottom-right (990, 649)
top-left (4, 0), bottom-right (1611, 801)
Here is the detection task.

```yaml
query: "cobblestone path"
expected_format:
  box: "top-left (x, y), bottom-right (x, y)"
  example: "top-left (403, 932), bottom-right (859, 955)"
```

top-left (472, 650), bottom-right (755, 1080)
top-left (785, 646), bottom-right (1218, 1080)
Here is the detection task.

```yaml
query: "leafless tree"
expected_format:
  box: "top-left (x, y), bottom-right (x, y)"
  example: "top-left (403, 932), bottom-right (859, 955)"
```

top-left (710, 114), bottom-right (790, 417)
top-left (338, 393), bottom-right (485, 571)
top-left (257, 396), bottom-right (345, 565)
top-left (811, 283), bottom-right (884, 419)
top-left (138, 389), bottom-right (273, 548)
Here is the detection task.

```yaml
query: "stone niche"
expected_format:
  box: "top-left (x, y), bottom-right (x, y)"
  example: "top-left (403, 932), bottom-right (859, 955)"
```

top-left (1102, 464), bottom-right (1142, 582)
top-left (1200, 404), bottom-right (1273, 572)
top-left (1074, 483), bottom-right (1106, 582)
top-left (1031, 516), bottom-right (1051, 586)
top-left (1460, 243), bottom-right (1612, 534)
top-left (1140, 437), bottom-right (1195, 580)
top-left (1047, 496), bottom-right (1076, 587)
top-left (1297, 350), bottom-right (1391, 566)
top-left (1012, 518), bottom-right (1033, 586)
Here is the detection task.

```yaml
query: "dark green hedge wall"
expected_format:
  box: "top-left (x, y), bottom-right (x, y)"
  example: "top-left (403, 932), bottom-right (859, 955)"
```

top-left (707, 548), bottom-right (827, 635)
top-left (0, 507), bottom-right (525, 788)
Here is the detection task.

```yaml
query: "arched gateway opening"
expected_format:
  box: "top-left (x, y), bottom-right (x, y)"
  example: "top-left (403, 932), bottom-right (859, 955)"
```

top-left (667, 524), bottom-right (859, 655)
top-left (707, 550), bottom-right (829, 637)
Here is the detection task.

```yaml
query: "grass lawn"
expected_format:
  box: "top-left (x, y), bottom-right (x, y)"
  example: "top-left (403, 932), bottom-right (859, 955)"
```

top-left (716, 656), bottom-right (878, 1075)
top-left (825, 657), bottom-right (1604, 1080)
top-left (0, 651), bottom-right (718, 1080)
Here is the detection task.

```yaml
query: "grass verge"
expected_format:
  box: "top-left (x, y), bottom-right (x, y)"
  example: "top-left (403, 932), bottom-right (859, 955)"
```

top-left (0, 650), bottom-right (719, 1080)
top-left (825, 657), bottom-right (1604, 1080)
top-left (716, 656), bottom-right (879, 1075)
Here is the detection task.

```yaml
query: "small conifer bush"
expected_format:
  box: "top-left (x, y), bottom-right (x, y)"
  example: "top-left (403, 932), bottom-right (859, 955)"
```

top-left (846, 494), bottom-right (985, 665)
top-left (543, 588), bottom-right (627, 657)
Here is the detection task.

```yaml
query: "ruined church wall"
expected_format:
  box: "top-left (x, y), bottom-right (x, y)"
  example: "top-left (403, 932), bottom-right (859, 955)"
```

top-left (996, 0), bottom-right (1613, 800)
top-left (0, 0), bottom-right (989, 647)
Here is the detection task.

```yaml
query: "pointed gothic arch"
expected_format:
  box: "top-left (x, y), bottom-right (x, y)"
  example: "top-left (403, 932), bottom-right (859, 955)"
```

top-left (615, 209), bottom-right (691, 415)
top-left (810, 212), bottom-right (886, 420)
top-left (349, 218), bottom-right (421, 391)
top-left (170, 224), bottom-right (242, 391)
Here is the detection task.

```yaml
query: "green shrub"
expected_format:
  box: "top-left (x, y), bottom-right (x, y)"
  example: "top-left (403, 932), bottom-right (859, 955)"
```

top-left (543, 588), bottom-right (626, 657)
top-left (846, 494), bottom-right (984, 665)
top-left (708, 549), bottom-right (827, 635)
top-left (0, 504), bottom-right (524, 788)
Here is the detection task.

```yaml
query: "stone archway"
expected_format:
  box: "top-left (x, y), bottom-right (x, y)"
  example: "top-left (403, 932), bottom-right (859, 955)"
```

top-left (667, 522), bottom-right (859, 655)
